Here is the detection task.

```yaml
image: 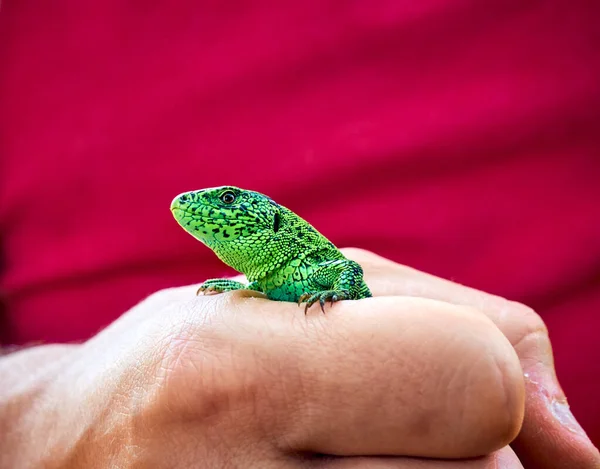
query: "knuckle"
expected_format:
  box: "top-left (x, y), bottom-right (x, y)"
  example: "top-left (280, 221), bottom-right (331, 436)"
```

top-left (506, 301), bottom-right (550, 351)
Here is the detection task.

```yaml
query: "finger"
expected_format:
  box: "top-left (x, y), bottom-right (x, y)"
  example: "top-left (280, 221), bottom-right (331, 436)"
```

top-left (341, 248), bottom-right (600, 468)
top-left (166, 291), bottom-right (524, 459)
top-left (314, 446), bottom-right (523, 469)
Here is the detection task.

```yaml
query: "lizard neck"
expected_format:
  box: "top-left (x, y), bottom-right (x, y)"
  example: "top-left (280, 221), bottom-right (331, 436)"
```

top-left (242, 206), bottom-right (332, 281)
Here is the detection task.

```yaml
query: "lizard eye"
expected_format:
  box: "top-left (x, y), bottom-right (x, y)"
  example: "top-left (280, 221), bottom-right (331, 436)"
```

top-left (220, 191), bottom-right (236, 204)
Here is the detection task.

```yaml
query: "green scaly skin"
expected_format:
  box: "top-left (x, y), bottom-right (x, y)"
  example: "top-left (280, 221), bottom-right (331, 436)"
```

top-left (170, 186), bottom-right (372, 313)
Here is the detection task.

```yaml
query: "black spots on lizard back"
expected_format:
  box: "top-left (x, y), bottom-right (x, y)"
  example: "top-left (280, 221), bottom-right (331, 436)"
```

top-left (295, 224), bottom-right (316, 240)
top-left (273, 212), bottom-right (281, 233)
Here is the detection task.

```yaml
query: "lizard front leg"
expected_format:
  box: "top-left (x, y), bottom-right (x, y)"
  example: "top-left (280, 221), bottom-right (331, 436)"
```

top-left (197, 279), bottom-right (263, 296)
top-left (298, 260), bottom-right (372, 313)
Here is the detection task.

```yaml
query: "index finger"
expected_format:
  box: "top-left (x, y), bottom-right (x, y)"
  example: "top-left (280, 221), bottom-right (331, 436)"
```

top-left (170, 291), bottom-right (523, 459)
top-left (342, 248), bottom-right (600, 469)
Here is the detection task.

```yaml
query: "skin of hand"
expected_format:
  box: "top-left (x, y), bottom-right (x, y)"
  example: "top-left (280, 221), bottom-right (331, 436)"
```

top-left (0, 249), bottom-right (596, 468)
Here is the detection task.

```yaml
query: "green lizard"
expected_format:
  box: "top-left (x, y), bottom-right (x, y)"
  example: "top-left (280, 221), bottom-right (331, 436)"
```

top-left (170, 186), bottom-right (371, 313)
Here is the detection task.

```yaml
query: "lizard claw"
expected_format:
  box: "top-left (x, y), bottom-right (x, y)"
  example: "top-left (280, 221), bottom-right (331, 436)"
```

top-left (298, 293), bottom-right (309, 306)
top-left (298, 290), bottom-right (348, 314)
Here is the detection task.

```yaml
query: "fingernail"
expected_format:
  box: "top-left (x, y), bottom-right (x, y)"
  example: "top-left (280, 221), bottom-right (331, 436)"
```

top-left (550, 399), bottom-right (588, 437)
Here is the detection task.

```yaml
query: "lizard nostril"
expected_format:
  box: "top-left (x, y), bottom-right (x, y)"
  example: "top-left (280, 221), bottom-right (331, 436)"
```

top-left (179, 194), bottom-right (188, 202)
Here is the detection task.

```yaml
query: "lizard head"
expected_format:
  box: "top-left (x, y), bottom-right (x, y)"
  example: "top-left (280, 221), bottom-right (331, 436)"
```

top-left (170, 186), bottom-right (281, 272)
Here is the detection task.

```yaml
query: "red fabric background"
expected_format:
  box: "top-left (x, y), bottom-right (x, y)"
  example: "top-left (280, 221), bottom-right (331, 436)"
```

top-left (1, 0), bottom-right (599, 443)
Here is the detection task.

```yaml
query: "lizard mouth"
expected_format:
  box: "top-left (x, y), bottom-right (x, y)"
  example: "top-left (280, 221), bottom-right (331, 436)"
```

top-left (170, 198), bottom-right (222, 224)
top-left (171, 207), bottom-right (217, 226)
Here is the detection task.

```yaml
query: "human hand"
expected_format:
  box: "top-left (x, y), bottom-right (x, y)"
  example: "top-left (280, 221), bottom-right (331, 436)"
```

top-left (1, 251), bottom-right (529, 468)
top-left (347, 248), bottom-right (600, 468)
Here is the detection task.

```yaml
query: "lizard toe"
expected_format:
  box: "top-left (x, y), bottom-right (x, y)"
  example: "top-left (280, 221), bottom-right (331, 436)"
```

top-left (319, 296), bottom-right (326, 314)
top-left (299, 290), bottom-right (349, 314)
top-left (298, 293), bottom-right (311, 306)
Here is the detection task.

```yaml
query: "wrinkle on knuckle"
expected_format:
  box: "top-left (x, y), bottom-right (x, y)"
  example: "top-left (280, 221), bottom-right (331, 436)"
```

top-left (506, 301), bottom-right (550, 358)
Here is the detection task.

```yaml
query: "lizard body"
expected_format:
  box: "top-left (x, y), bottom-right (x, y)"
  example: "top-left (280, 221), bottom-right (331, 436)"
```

top-left (170, 186), bottom-right (371, 312)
